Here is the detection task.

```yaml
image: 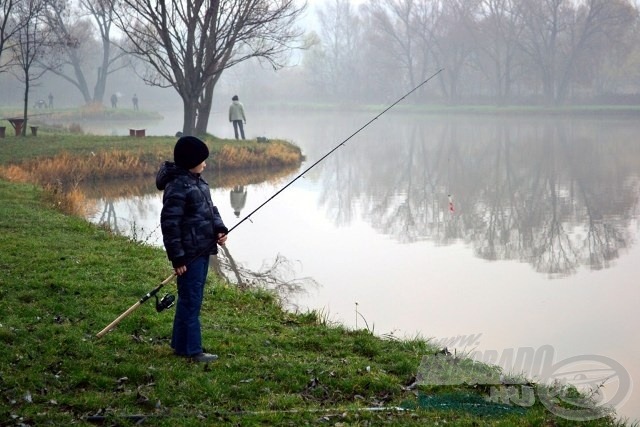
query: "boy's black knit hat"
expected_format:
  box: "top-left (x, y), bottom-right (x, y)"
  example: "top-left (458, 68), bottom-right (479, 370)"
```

top-left (174, 136), bottom-right (209, 169)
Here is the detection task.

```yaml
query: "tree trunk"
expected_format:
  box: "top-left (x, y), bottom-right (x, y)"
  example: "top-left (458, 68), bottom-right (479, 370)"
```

top-left (68, 51), bottom-right (93, 104)
top-left (195, 74), bottom-right (222, 136)
top-left (182, 95), bottom-right (198, 136)
top-left (93, 38), bottom-right (111, 104)
top-left (93, 66), bottom-right (106, 104)
top-left (22, 78), bottom-right (29, 137)
top-left (195, 86), bottom-right (213, 136)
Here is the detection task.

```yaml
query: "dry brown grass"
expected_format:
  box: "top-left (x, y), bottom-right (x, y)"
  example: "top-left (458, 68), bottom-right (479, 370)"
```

top-left (0, 164), bottom-right (31, 182)
top-left (0, 150), bottom-right (162, 186)
top-left (0, 142), bottom-right (302, 217)
top-left (40, 183), bottom-right (97, 217)
top-left (0, 150), bottom-right (157, 217)
top-left (0, 165), bottom-right (96, 217)
top-left (215, 142), bottom-right (301, 169)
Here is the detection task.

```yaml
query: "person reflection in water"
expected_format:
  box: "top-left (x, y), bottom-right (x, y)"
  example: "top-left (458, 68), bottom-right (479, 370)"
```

top-left (230, 186), bottom-right (247, 218)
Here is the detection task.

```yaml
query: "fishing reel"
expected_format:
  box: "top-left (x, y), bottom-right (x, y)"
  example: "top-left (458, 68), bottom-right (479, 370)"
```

top-left (155, 293), bottom-right (175, 312)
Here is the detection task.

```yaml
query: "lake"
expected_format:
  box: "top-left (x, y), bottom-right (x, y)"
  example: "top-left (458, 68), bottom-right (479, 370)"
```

top-left (79, 108), bottom-right (640, 422)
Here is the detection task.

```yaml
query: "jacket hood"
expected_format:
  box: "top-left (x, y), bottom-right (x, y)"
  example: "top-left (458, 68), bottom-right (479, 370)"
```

top-left (156, 161), bottom-right (187, 190)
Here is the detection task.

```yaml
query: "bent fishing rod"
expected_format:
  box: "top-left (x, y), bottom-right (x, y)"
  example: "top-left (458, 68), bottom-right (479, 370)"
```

top-left (96, 68), bottom-right (444, 338)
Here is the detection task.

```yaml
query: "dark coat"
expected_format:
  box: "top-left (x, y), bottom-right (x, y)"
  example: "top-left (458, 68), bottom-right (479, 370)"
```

top-left (156, 161), bottom-right (228, 267)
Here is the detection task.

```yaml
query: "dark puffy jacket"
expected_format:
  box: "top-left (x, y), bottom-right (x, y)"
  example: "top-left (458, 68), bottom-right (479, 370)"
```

top-left (156, 161), bottom-right (228, 268)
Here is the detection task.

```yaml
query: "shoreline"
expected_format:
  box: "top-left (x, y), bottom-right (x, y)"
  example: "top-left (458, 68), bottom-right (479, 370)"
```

top-left (0, 135), bottom-right (630, 425)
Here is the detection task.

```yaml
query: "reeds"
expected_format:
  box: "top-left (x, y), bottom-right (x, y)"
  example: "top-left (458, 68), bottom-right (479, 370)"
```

top-left (0, 141), bottom-right (303, 217)
top-left (41, 182), bottom-right (97, 217)
top-left (215, 142), bottom-right (302, 169)
top-left (0, 150), bottom-right (163, 185)
top-left (0, 150), bottom-right (157, 216)
top-left (1, 143), bottom-right (302, 185)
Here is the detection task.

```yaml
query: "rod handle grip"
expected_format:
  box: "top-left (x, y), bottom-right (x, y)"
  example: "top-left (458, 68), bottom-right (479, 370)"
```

top-left (95, 272), bottom-right (177, 338)
top-left (96, 301), bottom-right (142, 338)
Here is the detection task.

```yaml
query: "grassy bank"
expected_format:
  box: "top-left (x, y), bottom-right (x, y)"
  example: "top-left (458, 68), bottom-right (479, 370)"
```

top-left (0, 135), bottom-right (303, 197)
top-left (0, 133), bottom-right (301, 167)
top-left (0, 166), bottom-right (632, 423)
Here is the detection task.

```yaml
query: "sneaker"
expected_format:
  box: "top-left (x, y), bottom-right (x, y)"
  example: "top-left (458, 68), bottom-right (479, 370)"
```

top-left (190, 352), bottom-right (218, 363)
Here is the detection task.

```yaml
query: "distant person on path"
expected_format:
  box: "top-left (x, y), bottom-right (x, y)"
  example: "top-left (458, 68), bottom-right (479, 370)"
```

top-left (230, 186), bottom-right (247, 218)
top-left (228, 95), bottom-right (246, 140)
top-left (48, 93), bottom-right (53, 108)
top-left (132, 94), bottom-right (139, 111)
top-left (110, 93), bottom-right (118, 108)
top-left (156, 136), bottom-right (229, 363)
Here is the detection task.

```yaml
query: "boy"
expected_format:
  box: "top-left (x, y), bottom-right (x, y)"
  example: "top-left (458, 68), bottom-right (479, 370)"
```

top-left (156, 136), bottom-right (228, 362)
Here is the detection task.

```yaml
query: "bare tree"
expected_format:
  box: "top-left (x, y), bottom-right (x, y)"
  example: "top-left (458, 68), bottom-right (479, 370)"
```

top-left (517, 0), bottom-right (636, 104)
top-left (301, 31), bottom-right (331, 99)
top-left (43, 0), bottom-right (128, 105)
top-left (1, 0), bottom-right (26, 72)
top-left (114, 0), bottom-right (306, 136)
top-left (411, 0), bottom-right (445, 98)
top-left (11, 0), bottom-right (49, 135)
top-left (475, 0), bottom-right (526, 102)
top-left (316, 0), bottom-right (364, 100)
top-left (559, 0), bottom-right (637, 101)
top-left (361, 0), bottom-right (480, 102)
top-left (430, 0), bottom-right (481, 102)
top-left (364, 0), bottom-right (420, 91)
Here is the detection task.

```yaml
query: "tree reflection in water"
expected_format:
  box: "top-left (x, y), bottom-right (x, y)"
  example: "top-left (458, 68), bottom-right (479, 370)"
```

top-left (211, 246), bottom-right (318, 308)
top-left (83, 115), bottom-right (640, 279)
top-left (316, 116), bottom-right (640, 278)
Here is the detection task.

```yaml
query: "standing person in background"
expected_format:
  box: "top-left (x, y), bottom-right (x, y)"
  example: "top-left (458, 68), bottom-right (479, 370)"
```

top-left (228, 95), bottom-right (246, 140)
top-left (156, 136), bottom-right (229, 363)
top-left (48, 93), bottom-right (53, 108)
top-left (111, 93), bottom-right (118, 108)
top-left (132, 94), bottom-right (139, 111)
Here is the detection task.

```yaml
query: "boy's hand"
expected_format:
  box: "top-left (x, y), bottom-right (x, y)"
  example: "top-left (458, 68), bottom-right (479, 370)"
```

top-left (217, 233), bottom-right (227, 245)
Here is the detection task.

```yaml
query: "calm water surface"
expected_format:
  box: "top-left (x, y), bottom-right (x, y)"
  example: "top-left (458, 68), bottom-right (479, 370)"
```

top-left (81, 110), bottom-right (640, 422)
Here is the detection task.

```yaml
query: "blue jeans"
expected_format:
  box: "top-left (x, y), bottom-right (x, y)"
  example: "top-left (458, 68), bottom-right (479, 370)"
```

top-left (171, 255), bottom-right (209, 356)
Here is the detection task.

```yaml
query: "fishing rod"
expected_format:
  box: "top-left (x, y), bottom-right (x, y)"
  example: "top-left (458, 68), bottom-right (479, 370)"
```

top-left (95, 68), bottom-right (444, 338)
top-left (226, 68), bottom-right (444, 234)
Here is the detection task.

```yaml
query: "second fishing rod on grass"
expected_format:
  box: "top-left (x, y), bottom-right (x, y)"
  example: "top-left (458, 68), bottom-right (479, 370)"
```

top-left (95, 68), bottom-right (444, 339)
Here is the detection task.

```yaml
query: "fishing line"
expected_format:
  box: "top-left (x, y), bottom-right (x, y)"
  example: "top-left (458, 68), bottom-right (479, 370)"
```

top-left (227, 68), bottom-right (444, 234)
top-left (96, 68), bottom-right (444, 338)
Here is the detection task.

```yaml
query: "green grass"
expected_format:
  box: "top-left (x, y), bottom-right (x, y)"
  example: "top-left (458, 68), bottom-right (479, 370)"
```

top-left (0, 133), bottom-right (171, 163)
top-left (0, 182), bottom-right (632, 425)
top-left (0, 133), bottom-right (302, 173)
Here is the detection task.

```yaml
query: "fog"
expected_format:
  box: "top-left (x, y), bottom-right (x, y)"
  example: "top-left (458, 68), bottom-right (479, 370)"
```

top-left (2, 0), bottom-right (640, 119)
